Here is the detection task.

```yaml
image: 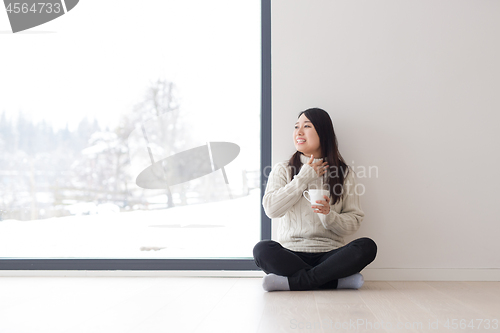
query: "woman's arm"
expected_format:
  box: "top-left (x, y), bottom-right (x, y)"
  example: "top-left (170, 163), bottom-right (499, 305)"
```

top-left (262, 162), bottom-right (318, 218)
top-left (318, 168), bottom-right (365, 236)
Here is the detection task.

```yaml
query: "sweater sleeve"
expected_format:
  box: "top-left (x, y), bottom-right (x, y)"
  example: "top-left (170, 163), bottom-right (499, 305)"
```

top-left (262, 162), bottom-right (318, 218)
top-left (318, 167), bottom-right (365, 236)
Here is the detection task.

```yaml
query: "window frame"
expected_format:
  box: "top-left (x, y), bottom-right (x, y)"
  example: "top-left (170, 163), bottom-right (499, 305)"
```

top-left (0, 0), bottom-right (271, 271)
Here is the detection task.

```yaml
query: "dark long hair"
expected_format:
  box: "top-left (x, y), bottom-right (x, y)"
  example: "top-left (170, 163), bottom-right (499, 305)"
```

top-left (288, 108), bottom-right (349, 205)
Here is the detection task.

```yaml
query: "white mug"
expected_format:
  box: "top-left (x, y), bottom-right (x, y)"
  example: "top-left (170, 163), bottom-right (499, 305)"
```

top-left (303, 189), bottom-right (329, 207)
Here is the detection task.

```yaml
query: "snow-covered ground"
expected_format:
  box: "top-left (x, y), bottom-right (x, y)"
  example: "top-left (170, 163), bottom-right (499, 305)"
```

top-left (0, 189), bottom-right (261, 259)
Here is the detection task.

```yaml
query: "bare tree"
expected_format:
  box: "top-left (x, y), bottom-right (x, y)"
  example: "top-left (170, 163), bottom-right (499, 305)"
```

top-left (123, 78), bottom-right (189, 208)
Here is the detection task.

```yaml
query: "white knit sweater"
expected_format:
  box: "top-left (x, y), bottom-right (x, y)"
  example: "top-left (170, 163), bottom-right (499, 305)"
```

top-left (262, 153), bottom-right (365, 252)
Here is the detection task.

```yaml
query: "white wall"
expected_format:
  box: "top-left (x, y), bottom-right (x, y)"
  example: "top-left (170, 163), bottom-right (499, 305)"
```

top-left (271, 0), bottom-right (500, 280)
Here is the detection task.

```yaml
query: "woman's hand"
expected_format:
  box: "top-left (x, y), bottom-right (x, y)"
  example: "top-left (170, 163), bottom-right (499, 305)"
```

top-left (312, 195), bottom-right (331, 215)
top-left (307, 154), bottom-right (329, 177)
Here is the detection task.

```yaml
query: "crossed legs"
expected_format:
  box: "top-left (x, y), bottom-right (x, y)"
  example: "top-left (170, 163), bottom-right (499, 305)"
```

top-left (253, 237), bottom-right (377, 291)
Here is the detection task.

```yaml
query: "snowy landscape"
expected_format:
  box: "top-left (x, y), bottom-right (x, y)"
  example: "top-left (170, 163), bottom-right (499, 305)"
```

top-left (0, 189), bottom-right (261, 259)
top-left (0, 1), bottom-right (261, 261)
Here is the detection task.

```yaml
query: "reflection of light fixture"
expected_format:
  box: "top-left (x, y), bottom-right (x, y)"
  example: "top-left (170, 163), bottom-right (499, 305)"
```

top-left (136, 142), bottom-right (240, 200)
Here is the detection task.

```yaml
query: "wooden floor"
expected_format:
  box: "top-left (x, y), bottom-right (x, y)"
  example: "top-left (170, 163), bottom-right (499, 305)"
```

top-left (0, 277), bottom-right (499, 333)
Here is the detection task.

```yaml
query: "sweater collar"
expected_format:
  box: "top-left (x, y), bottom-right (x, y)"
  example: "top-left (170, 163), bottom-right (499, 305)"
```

top-left (299, 153), bottom-right (324, 165)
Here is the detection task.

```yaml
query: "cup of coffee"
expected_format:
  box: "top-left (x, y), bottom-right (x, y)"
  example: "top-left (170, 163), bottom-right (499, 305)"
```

top-left (303, 189), bottom-right (330, 207)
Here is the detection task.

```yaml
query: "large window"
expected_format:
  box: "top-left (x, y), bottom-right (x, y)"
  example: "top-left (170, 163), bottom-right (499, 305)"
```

top-left (0, 0), bottom-right (271, 269)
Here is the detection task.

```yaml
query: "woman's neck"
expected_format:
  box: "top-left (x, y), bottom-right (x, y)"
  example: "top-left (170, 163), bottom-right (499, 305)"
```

top-left (301, 152), bottom-right (323, 159)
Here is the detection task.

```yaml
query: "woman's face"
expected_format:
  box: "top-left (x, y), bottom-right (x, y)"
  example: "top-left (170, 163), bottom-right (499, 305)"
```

top-left (293, 113), bottom-right (322, 158)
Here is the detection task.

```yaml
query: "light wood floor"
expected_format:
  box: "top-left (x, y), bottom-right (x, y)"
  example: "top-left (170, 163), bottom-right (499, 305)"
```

top-left (0, 277), bottom-right (499, 333)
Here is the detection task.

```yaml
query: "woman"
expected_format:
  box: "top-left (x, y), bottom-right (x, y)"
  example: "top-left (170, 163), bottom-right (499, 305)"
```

top-left (253, 108), bottom-right (377, 291)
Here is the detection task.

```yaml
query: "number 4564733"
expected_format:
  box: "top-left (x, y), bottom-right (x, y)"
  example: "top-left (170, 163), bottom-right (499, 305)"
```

top-left (6, 3), bottom-right (62, 14)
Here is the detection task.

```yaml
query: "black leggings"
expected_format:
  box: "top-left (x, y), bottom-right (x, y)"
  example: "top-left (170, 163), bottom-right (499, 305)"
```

top-left (253, 237), bottom-right (377, 291)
